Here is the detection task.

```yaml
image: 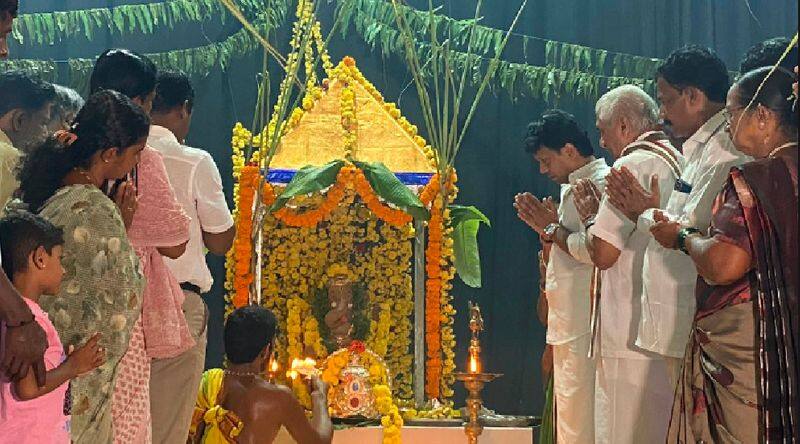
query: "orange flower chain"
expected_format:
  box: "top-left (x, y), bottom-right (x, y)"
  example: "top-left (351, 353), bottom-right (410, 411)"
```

top-left (270, 165), bottom-right (412, 228)
top-left (419, 169), bottom-right (458, 398)
top-left (232, 164), bottom-right (260, 307)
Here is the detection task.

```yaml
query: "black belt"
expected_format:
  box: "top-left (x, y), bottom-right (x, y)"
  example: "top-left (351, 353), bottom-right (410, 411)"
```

top-left (179, 282), bottom-right (202, 294)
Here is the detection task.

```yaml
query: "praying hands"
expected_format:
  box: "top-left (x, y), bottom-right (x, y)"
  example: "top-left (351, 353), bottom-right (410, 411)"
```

top-left (573, 179), bottom-right (602, 225)
top-left (605, 167), bottom-right (660, 222)
top-left (514, 192), bottom-right (558, 237)
top-left (649, 210), bottom-right (683, 249)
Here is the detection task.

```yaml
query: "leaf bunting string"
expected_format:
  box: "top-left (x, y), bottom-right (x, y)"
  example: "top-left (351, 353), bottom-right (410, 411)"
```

top-left (12, 0), bottom-right (277, 45)
top-left (7, 0), bottom-right (667, 101)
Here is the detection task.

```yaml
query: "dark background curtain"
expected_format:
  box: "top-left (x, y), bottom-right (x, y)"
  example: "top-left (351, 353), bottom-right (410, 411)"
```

top-left (8, 0), bottom-right (797, 415)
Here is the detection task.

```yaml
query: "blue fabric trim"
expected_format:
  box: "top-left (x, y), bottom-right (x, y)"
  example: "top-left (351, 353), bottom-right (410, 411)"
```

top-left (265, 169), bottom-right (434, 186)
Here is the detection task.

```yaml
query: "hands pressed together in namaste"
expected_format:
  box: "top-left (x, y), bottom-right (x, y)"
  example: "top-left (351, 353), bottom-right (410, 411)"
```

top-left (516, 166), bottom-right (686, 251)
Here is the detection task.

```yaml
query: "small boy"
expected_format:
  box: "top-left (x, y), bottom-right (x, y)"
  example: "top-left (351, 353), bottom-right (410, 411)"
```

top-left (189, 306), bottom-right (333, 444)
top-left (0, 210), bottom-right (105, 443)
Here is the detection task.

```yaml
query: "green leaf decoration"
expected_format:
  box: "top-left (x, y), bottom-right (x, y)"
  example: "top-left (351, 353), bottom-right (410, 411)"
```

top-left (351, 161), bottom-right (430, 221)
top-left (449, 205), bottom-right (490, 288)
top-left (270, 160), bottom-right (346, 212)
top-left (12, 0), bottom-right (271, 46)
top-left (7, 0), bottom-right (664, 103)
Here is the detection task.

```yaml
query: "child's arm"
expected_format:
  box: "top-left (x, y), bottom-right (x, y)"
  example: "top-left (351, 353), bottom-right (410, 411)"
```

top-left (14, 333), bottom-right (105, 401)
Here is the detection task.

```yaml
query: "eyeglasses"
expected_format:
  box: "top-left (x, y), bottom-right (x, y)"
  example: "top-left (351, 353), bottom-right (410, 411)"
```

top-left (722, 106), bottom-right (745, 125)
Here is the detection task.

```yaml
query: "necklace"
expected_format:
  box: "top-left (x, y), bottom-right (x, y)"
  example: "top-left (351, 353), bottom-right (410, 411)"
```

top-left (224, 369), bottom-right (262, 378)
top-left (768, 142), bottom-right (798, 158)
top-left (72, 168), bottom-right (97, 186)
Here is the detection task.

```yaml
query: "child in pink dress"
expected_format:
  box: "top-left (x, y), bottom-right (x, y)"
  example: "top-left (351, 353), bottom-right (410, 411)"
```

top-left (0, 210), bottom-right (106, 443)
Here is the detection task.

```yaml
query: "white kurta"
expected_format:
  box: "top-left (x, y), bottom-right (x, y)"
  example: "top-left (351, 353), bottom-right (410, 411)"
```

top-left (589, 133), bottom-right (684, 444)
top-left (636, 112), bottom-right (749, 378)
top-left (545, 158), bottom-right (609, 444)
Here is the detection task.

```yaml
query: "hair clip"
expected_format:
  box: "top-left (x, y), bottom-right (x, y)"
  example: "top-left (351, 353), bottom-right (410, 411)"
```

top-left (54, 130), bottom-right (78, 146)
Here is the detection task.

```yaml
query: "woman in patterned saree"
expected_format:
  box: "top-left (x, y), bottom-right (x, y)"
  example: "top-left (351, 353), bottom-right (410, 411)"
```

top-left (17, 90), bottom-right (149, 443)
top-left (651, 66), bottom-right (797, 443)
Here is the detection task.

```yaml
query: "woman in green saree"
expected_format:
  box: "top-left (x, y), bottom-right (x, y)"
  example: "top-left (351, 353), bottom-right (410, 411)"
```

top-left (17, 90), bottom-right (149, 443)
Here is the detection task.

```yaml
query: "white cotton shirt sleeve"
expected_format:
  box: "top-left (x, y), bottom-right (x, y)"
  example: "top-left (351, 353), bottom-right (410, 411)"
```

top-left (194, 153), bottom-right (234, 234)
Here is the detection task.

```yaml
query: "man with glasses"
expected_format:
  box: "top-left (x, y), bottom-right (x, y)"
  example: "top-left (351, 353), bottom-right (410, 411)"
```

top-left (603, 45), bottom-right (749, 393)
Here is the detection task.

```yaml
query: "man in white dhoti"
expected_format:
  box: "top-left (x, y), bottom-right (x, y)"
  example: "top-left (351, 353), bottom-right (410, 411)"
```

top-left (572, 85), bottom-right (684, 444)
top-left (514, 109), bottom-right (609, 444)
top-left (604, 46), bottom-right (748, 389)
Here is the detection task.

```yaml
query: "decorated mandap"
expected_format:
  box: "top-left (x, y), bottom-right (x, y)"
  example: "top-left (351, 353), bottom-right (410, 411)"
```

top-left (224, 2), bottom-right (471, 441)
top-left (223, 0), bottom-right (513, 441)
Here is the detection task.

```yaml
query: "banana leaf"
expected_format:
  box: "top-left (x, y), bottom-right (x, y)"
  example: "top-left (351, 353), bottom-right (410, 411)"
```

top-left (449, 205), bottom-right (490, 288)
top-left (351, 160), bottom-right (430, 221)
top-left (270, 160), bottom-right (345, 212)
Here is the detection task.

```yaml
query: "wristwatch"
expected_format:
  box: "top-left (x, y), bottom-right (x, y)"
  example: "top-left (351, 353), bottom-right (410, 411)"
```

top-left (542, 222), bottom-right (561, 243)
top-left (676, 227), bottom-right (701, 254)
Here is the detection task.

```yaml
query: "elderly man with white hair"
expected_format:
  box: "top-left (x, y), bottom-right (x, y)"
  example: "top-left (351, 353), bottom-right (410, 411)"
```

top-left (572, 84), bottom-right (684, 444)
top-left (604, 47), bottom-right (749, 392)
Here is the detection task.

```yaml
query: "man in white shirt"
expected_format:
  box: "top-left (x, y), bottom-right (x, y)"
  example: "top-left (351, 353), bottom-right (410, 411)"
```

top-left (0, 71), bottom-right (55, 214)
top-left (572, 85), bottom-right (684, 444)
top-left (604, 46), bottom-right (749, 388)
top-left (514, 109), bottom-right (609, 444)
top-left (148, 71), bottom-right (235, 444)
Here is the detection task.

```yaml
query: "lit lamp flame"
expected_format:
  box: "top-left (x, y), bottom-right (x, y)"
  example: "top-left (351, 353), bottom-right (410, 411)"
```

top-left (270, 359), bottom-right (279, 373)
top-left (289, 357), bottom-right (319, 379)
top-left (469, 355), bottom-right (479, 373)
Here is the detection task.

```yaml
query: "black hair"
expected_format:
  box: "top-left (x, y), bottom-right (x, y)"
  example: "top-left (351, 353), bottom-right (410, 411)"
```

top-left (153, 70), bottom-right (194, 114)
top-left (734, 66), bottom-right (798, 132)
top-left (18, 90), bottom-right (150, 211)
top-left (0, 0), bottom-right (18, 18)
top-left (0, 71), bottom-right (57, 117)
top-left (656, 45), bottom-right (729, 103)
top-left (224, 306), bottom-right (278, 365)
top-left (524, 109), bottom-right (594, 157)
top-left (89, 49), bottom-right (157, 100)
top-left (0, 210), bottom-right (64, 277)
top-left (739, 37), bottom-right (798, 74)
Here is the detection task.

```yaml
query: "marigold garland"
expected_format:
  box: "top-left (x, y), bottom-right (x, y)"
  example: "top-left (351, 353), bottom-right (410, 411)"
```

top-left (226, 51), bottom-right (458, 407)
top-left (231, 165), bottom-right (260, 307)
top-left (273, 165), bottom-right (413, 228)
top-left (321, 343), bottom-right (401, 444)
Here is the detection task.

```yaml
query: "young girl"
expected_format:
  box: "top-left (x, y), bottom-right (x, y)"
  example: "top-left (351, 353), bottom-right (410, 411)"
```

top-left (0, 210), bottom-right (105, 443)
top-left (16, 89), bottom-right (148, 443)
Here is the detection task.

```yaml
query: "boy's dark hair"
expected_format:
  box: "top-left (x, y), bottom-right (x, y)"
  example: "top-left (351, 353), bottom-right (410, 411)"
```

top-left (739, 37), bottom-right (797, 74)
top-left (224, 306), bottom-right (278, 364)
top-left (0, 210), bottom-right (64, 277)
top-left (0, 0), bottom-right (18, 18)
top-left (153, 70), bottom-right (194, 114)
top-left (656, 45), bottom-right (729, 103)
top-left (0, 71), bottom-right (57, 117)
top-left (89, 49), bottom-right (157, 100)
top-left (524, 109), bottom-right (594, 156)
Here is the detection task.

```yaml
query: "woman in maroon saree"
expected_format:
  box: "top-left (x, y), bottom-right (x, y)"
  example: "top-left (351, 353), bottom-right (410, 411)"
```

top-left (650, 66), bottom-right (797, 443)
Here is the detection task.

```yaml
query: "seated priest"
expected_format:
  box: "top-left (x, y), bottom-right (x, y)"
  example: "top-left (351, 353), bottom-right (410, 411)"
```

top-left (189, 306), bottom-right (333, 444)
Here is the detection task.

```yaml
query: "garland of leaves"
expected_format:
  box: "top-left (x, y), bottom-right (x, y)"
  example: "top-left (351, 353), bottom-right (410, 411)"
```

top-left (340, 0), bottom-right (663, 80)
top-left (348, 12), bottom-right (656, 101)
top-left (6, 0), bottom-right (679, 102)
top-left (11, 0), bottom-right (279, 45)
top-left (3, 17), bottom-right (281, 94)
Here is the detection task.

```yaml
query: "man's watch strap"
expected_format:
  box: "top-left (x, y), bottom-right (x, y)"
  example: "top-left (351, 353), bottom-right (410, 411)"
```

top-left (542, 222), bottom-right (561, 242)
top-left (677, 227), bottom-right (701, 254)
